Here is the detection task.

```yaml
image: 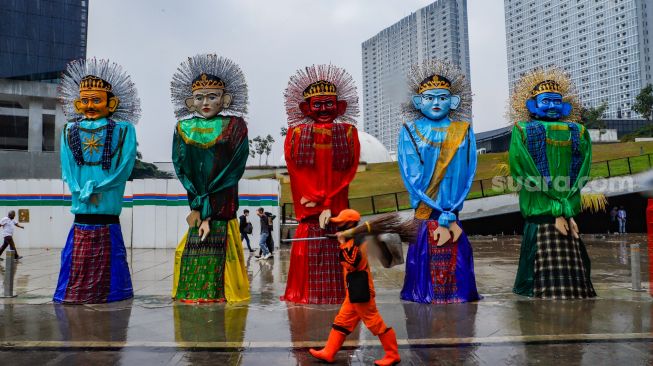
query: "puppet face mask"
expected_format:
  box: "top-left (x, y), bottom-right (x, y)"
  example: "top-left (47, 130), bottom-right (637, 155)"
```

top-left (187, 88), bottom-right (232, 119)
top-left (74, 90), bottom-right (118, 120)
top-left (526, 92), bottom-right (571, 121)
top-left (412, 88), bottom-right (460, 121)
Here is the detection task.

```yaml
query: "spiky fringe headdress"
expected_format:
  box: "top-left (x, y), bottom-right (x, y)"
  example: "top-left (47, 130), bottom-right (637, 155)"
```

top-left (403, 58), bottom-right (472, 122)
top-left (509, 67), bottom-right (581, 123)
top-left (284, 64), bottom-right (359, 127)
top-left (170, 54), bottom-right (248, 120)
top-left (59, 58), bottom-right (141, 123)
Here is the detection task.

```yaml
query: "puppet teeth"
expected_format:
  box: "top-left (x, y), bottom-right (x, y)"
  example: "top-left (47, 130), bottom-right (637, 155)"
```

top-left (284, 64), bottom-right (359, 128)
top-left (59, 58), bottom-right (141, 123)
top-left (170, 54), bottom-right (248, 121)
top-left (402, 58), bottom-right (473, 123)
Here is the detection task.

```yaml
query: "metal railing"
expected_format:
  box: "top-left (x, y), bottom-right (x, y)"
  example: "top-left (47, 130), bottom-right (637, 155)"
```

top-left (281, 152), bottom-right (653, 222)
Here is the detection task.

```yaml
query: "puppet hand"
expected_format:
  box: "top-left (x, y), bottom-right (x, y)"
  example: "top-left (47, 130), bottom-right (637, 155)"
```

top-left (198, 219), bottom-right (210, 241)
top-left (319, 209), bottom-right (332, 229)
top-left (433, 226), bottom-right (452, 247)
top-left (301, 196), bottom-right (317, 207)
top-left (450, 221), bottom-right (463, 243)
top-left (569, 217), bottom-right (580, 239)
top-left (186, 210), bottom-right (201, 227)
top-left (335, 231), bottom-right (347, 244)
top-left (555, 216), bottom-right (569, 236)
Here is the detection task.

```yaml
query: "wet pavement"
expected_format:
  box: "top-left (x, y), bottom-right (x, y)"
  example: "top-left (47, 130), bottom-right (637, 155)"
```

top-left (0, 234), bottom-right (652, 365)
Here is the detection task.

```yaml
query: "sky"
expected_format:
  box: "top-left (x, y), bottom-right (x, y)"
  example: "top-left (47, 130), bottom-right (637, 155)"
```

top-left (87, 0), bottom-right (509, 165)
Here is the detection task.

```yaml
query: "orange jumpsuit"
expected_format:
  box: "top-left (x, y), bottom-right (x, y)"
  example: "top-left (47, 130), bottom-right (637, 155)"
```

top-left (332, 236), bottom-right (388, 336)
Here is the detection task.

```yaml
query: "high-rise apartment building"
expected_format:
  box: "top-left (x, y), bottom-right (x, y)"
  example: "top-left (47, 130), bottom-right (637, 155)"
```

top-left (504, 0), bottom-right (653, 120)
top-left (362, 0), bottom-right (471, 155)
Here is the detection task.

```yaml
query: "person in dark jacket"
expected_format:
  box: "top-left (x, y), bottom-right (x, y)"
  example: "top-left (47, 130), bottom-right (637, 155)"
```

top-left (257, 208), bottom-right (272, 260)
top-left (239, 209), bottom-right (254, 252)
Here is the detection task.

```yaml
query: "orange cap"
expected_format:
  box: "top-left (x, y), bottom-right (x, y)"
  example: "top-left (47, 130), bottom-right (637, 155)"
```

top-left (330, 209), bottom-right (361, 224)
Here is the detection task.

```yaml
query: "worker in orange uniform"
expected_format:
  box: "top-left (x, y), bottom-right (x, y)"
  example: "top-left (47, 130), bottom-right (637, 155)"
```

top-left (309, 209), bottom-right (401, 366)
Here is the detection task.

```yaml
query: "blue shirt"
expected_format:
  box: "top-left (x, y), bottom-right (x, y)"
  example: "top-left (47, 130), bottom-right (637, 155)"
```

top-left (60, 118), bottom-right (137, 216)
top-left (398, 117), bottom-right (477, 227)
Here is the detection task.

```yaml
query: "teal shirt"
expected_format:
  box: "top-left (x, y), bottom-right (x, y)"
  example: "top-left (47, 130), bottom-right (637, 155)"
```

top-left (60, 118), bottom-right (137, 216)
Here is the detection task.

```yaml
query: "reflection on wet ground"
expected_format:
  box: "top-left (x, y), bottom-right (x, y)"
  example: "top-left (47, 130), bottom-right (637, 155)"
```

top-left (0, 234), bottom-right (651, 365)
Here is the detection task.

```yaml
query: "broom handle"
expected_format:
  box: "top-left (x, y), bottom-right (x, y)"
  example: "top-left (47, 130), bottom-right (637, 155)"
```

top-left (281, 234), bottom-right (337, 243)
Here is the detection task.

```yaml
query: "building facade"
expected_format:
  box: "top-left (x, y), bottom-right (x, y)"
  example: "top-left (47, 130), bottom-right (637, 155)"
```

top-left (0, 0), bottom-right (88, 80)
top-left (0, 0), bottom-right (88, 178)
top-left (362, 0), bottom-right (471, 155)
top-left (504, 0), bottom-right (653, 120)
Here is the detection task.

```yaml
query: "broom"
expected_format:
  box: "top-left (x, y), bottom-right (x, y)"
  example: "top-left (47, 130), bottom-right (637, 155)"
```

top-left (281, 212), bottom-right (418, 243)
top-left (338, 212), bottom-right (419, 244)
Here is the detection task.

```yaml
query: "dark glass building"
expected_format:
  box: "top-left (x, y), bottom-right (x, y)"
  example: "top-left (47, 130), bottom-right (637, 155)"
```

top-left (0, 0), bottom-right (88, 80)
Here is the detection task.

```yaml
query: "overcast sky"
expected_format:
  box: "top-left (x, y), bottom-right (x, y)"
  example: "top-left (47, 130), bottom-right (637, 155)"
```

top-left (87, 0), bottom-right (508, 164)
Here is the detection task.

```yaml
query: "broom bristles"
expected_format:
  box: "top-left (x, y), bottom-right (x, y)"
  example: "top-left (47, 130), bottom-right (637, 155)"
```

top-left (345, 213), bottom-right (418, 243)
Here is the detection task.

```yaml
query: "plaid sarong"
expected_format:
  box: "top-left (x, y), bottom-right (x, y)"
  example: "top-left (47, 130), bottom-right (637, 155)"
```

top-left (64, 225), bottom-right (112, 303)
top-left (295, 125), bottom-right (315, 167)
top-left (533, 223), bottom-right (596, 299)
top-left (526, 122), bottom-right (551, 187)
top-left (176, 220), bottom-right (228, 302)
top-left (306, 222), bottom-right (345, 304)
top-left (427, 221), bottom-right (462, 304)
top-left (567, 123), bottom-right (582, 186)
top-left (332, 123), bottom-right (353, 171)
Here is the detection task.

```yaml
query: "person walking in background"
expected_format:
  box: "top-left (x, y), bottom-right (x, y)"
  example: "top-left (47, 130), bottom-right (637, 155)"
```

top-left (264, 211), bottom-right (276, 256)
top-left (617, 206), bottom-right (627, 234)
top-left (239, 209), bottom-right (254, 253)
top-left (609, 207), bottom-right (618, 234)
top-left (256, 207), bottom-right (272, 260)
top-left (0, 210), bottom-right (25, 260)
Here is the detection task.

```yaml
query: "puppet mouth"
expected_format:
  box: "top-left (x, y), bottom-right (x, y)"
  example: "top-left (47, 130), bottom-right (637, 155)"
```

top-left (432, 107), bottom-right (441, 111)
top-left (202, 108), bottom-right (211, 112)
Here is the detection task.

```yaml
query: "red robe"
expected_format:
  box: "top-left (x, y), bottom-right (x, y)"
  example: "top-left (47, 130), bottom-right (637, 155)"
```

top-left (282, 122), bottom-right (360, 304)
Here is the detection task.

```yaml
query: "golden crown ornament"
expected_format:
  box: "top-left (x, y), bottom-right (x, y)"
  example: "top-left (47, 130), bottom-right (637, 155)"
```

top-left (302, 80), bottom-right (337, 100)
top-left (191, 73), bottom-right (225, 92)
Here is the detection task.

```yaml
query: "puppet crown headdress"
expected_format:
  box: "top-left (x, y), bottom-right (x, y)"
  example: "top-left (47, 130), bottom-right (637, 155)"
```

top-left (284, 64), bottom-right (359, 127)
top-left (417, 74), bottom-right (452, 94)
top-left (508, 67), bottom-right (581, 123)
top-left (531, 79), bottom-right (562, 97)
top-left (191, 73), bottom-right (225, 92)
top-left (59, 58), bottom-right (141, 123)
top-left (79, 75), bottom-right (113, 93)
top-left (171, 54), bottom-right (248, 120)
top-left (303, 80), bottom-right (337, 99)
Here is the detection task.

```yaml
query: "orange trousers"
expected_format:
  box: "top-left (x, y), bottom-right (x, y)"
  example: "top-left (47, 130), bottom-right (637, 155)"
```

top-left (333, 295), bottom-right (387, 336)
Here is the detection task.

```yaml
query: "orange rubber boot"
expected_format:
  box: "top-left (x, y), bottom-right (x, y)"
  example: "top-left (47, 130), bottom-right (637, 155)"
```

top-left (309, 329), bottom-right (346, 363)
top-left (375, 328), bottom-right (400, 366)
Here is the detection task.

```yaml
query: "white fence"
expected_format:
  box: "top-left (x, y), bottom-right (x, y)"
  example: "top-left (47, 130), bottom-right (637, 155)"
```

top-left (0, 179), bottom-right (280, 249)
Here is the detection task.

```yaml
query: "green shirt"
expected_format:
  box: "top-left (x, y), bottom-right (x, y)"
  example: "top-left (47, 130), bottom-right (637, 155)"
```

top-left (509, 121), bottom-right (592, 219)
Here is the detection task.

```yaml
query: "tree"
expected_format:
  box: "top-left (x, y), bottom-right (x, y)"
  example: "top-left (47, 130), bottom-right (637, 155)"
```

top-left (264, 134), bottom-right (275, 165)
top-left (129, 143), bottom-right (173, 180)
top-left (248, 139), bottom-right (256, 158)
top-left (633, 83), bottom-right (653, 122)
top-left (580, 101), bottom-right (608, 129)
top-left (252, 136), bottom-right (266, 166)
top-left (280, 127), bottom-right (288, 137)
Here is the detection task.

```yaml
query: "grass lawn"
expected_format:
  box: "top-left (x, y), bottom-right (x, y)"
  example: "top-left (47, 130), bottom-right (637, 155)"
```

top-left (280, 141), bottom-right (653, 205)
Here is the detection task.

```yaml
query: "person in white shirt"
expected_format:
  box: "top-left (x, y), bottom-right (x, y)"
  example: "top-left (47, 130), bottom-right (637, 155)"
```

top-left (0, 210), bottom-right (25, 260)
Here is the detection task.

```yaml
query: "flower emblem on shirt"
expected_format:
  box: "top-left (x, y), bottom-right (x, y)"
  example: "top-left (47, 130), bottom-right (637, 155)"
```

top-left (82, 134), bottom-right (103, 155)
